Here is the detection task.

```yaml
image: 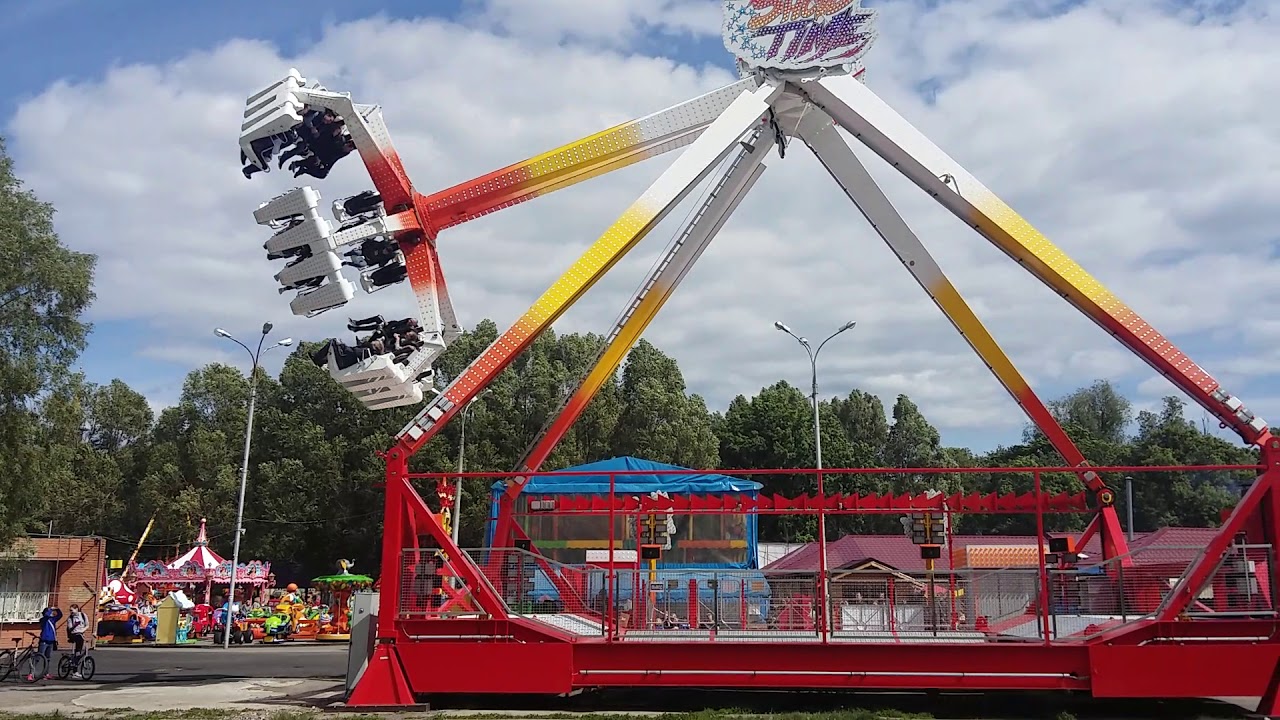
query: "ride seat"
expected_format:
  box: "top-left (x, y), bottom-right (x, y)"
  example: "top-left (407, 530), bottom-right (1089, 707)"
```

top-left (276, 250), bottom-right (341, 287)
top-left (326, 350), bottom-right (426, 410)
top-left (255, 186), bottom-right (323, 226)
top-left (290, 277), bottom-right (355, 318)
top-left (266, 216), bottom-right (334, 256)
top-left (240, 69), bottom-right (306, 168)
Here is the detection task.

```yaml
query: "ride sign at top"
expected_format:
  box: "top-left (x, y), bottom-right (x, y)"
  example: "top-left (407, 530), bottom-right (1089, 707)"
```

top-left (722, 0), bottom-right (878, 77)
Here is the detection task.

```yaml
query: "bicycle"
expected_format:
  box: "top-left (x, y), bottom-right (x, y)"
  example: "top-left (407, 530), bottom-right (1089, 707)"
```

top-left (56, 648), bottom-right (95, 681)
top-left (0, 632), bottom-right (50, 682)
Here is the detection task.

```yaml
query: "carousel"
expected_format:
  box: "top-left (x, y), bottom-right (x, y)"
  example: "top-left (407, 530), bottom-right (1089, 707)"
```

top-left (130, 519), bottom-right (271, 612)
top-left (312, 560), bottom-right (374, 642)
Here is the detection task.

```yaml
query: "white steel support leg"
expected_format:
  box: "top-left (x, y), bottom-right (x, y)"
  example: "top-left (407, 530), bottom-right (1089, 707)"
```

top-left (398, 81), bottom-right (786, 448)
top-left (798, 75), bottom-right (1265, 444)
top-left (797, 111), bottom-right (1055, 435)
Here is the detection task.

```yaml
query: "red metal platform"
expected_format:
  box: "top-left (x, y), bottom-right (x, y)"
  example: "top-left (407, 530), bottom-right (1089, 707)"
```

top-left (349, 460), bottom-right (1280, 715)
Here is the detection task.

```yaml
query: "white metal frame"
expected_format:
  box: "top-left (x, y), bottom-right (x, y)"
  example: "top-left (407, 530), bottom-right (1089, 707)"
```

top-left (237, 2), bottom-right (1261, 454)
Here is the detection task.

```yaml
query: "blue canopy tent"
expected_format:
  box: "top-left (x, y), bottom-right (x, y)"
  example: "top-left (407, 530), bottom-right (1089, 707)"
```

top-left (486, 456), bottom-right (762, 569)
top-left (518, 564), bottom-right (772, 623)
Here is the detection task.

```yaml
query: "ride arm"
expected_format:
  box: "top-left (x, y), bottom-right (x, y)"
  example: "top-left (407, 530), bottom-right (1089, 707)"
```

top-left (799, 75), bottom-right (1271, 449)
top-left (797, 110), bottom-right (1129, 561)
top-left (394, 82), bottom-right (785, 456)
top-left (415, 79), bottom-right (759, 235)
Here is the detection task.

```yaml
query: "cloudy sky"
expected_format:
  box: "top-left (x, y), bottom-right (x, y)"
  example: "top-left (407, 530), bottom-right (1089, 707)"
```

top-left (2, 0), bottom-right (1276, 452)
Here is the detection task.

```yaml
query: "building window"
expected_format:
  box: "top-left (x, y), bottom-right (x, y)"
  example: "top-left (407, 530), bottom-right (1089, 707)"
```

top-left (0, 561), bottom-right (56, 622)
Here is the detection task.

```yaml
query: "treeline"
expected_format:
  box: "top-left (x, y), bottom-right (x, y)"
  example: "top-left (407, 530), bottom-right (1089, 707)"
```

top-left (0, 138), bottom-right (1258, 583)
top-left (14, 325), bottom-right (1259, 582)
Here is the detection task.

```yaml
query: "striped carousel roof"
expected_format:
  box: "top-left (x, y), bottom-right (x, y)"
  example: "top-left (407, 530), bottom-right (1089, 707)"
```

top-left (168, 518), bottom-right (226, 570)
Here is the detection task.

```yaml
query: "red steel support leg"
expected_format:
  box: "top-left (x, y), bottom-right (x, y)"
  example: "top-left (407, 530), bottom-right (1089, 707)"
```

top-left (1254, 444), bottom-right (1280, 718)
top-left (1076, 513), bottom-right (1100, 553)
top-left (378, 450), bottom-right (408, 640)
top-left (1256, 657), bottom-right (1280, 719)
top-left (349, 449), bottom-right (415, 707)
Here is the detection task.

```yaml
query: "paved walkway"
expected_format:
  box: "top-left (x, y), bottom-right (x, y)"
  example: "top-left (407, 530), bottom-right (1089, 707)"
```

top-left (0, 677), bottom-right (345, 715)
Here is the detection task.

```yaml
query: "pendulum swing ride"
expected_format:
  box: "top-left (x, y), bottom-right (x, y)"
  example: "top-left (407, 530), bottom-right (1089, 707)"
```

top-left (236, 0), bottom-right (1280, 711)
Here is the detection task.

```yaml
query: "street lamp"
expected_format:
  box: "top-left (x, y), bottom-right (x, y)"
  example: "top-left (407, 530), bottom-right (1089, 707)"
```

top-left (453, 390), bottom-right (491, 546)
top-left (774, 318), bottom-right (856, 636)
top-left (773, 320), bottom-right (856, 473)
top-left (214, 322), bottom-right (292, 649)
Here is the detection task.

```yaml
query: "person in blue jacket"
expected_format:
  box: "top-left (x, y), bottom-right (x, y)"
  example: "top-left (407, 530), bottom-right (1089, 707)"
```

top-left (37, 606), bottom-right (62, 677)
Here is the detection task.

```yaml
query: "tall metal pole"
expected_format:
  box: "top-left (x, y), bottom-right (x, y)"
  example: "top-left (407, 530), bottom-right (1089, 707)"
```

top-left (452, 392), bottom-right (488, 547)
top-left (454, 407), bottom-right (466, 546)
top-left (774, 320), bottom-right (855, 638)
top-left (1125, 475), bottom-right (1135, 541)
top-left (215, 323), bottom-right (291, 649)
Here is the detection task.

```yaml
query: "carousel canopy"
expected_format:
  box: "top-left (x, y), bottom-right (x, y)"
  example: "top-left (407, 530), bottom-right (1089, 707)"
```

top-left (168, 518), bottom-right (225, 570)
top-left (130, 518), bottom-right (270, 585)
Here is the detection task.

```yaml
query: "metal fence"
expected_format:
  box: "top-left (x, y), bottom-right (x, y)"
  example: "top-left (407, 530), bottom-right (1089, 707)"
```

top-left (394, 540), bottom-right (1276, 644)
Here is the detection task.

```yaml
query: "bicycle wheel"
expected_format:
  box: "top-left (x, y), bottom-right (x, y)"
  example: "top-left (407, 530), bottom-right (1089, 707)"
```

top-left (57, 655), bottom-right (73, 679)
top-left (21, 654), bottom-right (47, 682)
top-left (0, 649), bottom-right (14, 682)
top-left (79, 655), bottom-right (95, 681)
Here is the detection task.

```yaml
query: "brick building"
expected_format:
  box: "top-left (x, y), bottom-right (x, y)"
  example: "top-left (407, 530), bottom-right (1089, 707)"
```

top-left (0, 536), bottom-right (105, 647)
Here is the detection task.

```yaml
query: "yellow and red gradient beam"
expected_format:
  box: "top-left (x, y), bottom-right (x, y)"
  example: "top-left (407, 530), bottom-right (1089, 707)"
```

top-left (397, 83), bottom-right (783, 453)
top-left (353, 79), bottom-right (756, 357)
top-left (802, 74), bottom-right (1270, 448)
top-left (799, 112), bottom-right (1130, 562)
top-left (411, 79), bottom-right (757, 236)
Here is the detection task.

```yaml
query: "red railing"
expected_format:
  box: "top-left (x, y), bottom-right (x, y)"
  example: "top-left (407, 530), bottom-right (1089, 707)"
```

top-left (401, 464), bottom-right (1269, 643)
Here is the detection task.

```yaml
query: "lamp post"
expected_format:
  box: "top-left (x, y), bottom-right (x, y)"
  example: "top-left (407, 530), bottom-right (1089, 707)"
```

top-left (1124, 475), bottom-right (1135, 542)
top-left (214, 323), bottom-right (292, 649)
top-left (453, 391), bottom-right (490, 546)
top-left (774, 319), bottom-right (856, 637)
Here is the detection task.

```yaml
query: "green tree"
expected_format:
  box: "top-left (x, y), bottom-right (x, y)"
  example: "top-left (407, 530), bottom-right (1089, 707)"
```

top-left (832, 390), bottom-right (889, 466)
top-left (1122, 396), bottom-right (1252, 532)
top-left (0, 137), bottom-right (96, 550)
top-left (1037, 379), bottom-right (1132, 445)
top-left (611, 340), bottom-right (718, 468)
top-left (883, 394), bottom-right (953, 501)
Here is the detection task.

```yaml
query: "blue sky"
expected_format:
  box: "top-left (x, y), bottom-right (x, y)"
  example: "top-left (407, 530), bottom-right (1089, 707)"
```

top-left (0, 0), bottom-right (731, 411)
top-left (0, 1), bottom-right (456, 112)
top-left (2, 0), bottom-right (1275, 454)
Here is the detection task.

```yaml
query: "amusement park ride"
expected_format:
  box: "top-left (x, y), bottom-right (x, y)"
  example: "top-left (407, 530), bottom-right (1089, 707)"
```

top-left (237, 0), bottom-right (1280, 712)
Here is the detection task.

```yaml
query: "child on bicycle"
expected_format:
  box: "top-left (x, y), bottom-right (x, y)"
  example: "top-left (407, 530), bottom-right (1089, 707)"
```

top-left (67, 605), bottom-right (88, 656)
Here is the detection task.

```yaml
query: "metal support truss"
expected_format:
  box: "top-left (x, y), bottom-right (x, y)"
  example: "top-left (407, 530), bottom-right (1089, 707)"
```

top-left (393, 82), bottom-right (786, 455)
top-left (373, 81), bottom-right (784, 648)
top-left (796, 74), bottom-right (1271, 451)
top-left (269, 49), bottom-right (1280, 710)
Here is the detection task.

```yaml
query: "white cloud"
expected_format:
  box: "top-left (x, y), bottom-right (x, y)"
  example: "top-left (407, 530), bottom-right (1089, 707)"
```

top-left (7, 0), bottom-right (1280, 450)
top-left (461, 0), bottom-right (720, 46)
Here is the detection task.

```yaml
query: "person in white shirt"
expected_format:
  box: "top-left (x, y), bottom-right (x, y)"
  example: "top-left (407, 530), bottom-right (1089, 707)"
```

top-left (66, 605), bottom-right (88, 658)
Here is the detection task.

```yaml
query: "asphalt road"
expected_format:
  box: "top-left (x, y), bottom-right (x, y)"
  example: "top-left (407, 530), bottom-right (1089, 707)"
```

top-left (5, 645), bottom-right (1248, 718)
top-left (81, 643), bottom-right (347, 684)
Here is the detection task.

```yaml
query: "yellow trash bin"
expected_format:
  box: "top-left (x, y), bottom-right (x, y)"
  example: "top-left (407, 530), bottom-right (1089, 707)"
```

top-left (155, 596), bottom-right (179, 645)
